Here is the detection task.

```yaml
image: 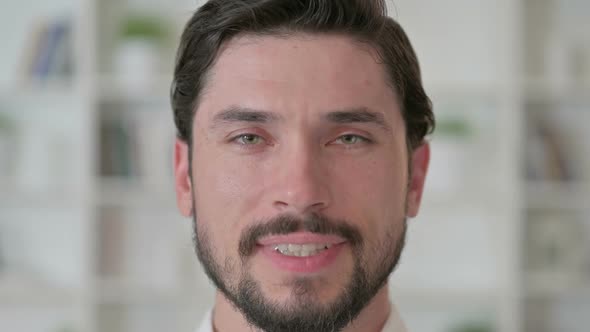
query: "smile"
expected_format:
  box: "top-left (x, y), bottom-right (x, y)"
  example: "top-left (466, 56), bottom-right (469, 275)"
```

top-left (274, 243), bottom-right (332, 257)
top-left (256, 232), bottom-right (347, 272)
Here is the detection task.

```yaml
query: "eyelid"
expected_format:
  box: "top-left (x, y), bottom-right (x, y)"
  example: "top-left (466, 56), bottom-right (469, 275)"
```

top-left (226, 127), bottom-right (263, 140)
top-left (331, 132), bottom-right (374, 144)
top-left (226, 128), bottom-right (273, 147)
top-left (231, 133), bottom-right (264, 144)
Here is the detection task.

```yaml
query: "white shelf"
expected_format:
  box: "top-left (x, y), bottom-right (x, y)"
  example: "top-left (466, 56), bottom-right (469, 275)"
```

top-left (524, 79), bottom-right (590, 103)
top-left (97, 176), bottom-right (176, 207)
top-left (391, 286), bottom-right (500, 307)
top-left (0, 82), bottom-right (81, 104)
top-left (423, 81), bottom-right (503, 102)
top-left (97, 278), bottom-right (184, 304)
top-left (96, 277), bottom-right (214, 306)
top-left (0, 272), bottom-right (82, 306)
top-left (525, 181), bottom-right (590, 210)
top-left (97, 74), bottom-right (172, 103)
top-left (525, 272), bottom-right (590, 298)
top-left (0, 188), bottom-right (88, 208)
top-left (420, 185), bottom-right (507, 212)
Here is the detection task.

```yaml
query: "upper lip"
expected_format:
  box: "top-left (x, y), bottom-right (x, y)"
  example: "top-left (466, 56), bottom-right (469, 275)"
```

top-left (257, 232), bottom-right (347, 246)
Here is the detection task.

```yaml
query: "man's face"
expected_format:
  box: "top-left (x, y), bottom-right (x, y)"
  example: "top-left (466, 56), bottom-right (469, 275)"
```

top-left (174, 34), bottom-right (429, 331)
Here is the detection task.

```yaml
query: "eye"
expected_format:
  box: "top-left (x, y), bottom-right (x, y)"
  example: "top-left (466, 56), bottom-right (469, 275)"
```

top-left (334, 134), bottom-right (370, 145)
top-left (233, 133), bottom-right (264, 145)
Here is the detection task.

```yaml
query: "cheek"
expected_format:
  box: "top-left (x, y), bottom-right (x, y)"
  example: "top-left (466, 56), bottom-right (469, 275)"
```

top-left (332, 154), bottom-right (407, 234)
top-left (338, 156), bottom-right (406, 203)
top-left (192, 171), bottom-right (250, 267)
top-left (192, 147), bottom-right (264, 236)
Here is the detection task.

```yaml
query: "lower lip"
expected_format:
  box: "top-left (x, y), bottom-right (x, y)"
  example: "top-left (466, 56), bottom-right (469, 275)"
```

top-left (258, 243), bottom-right (345, 273)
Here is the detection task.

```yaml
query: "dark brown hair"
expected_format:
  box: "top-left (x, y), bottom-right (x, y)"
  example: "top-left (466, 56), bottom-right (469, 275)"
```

top-left (171, 0), bottom-right (434, 151)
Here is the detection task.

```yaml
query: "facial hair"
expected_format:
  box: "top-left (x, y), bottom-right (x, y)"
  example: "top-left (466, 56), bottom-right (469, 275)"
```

top-left (191, 208), bottom-right (407, 332)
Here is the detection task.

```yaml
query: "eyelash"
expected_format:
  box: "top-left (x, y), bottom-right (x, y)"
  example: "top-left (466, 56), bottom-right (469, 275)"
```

top-left (229, 133), bottom-right (372, 148)
top-left (332, 134), bottom-right (372, 146)
top-left (231, 133), bottom-right (267, 146)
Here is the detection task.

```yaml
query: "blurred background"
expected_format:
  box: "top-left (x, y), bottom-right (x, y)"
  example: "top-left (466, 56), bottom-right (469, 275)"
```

top-left (0, 0), bottom-right (588, 331)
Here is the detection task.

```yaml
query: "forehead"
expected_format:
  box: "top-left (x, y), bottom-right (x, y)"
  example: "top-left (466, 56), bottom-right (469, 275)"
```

top-left (196, 33), bottom-right (399, 123)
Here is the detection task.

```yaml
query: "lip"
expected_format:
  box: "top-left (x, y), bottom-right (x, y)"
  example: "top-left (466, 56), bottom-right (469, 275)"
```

top-left (256, 232), bottom-right (347, 273)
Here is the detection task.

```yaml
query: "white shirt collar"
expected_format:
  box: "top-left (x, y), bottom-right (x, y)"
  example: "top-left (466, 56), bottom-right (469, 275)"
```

top-left (196, 304), bottom-right (407, 332)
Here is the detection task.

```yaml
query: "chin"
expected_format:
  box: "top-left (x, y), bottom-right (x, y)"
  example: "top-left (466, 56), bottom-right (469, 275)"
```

top-left (261, 273), bottom-right (349, 306)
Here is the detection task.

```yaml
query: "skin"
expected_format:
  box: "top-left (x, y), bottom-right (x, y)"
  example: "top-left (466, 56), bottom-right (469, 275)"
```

top-left (174, 33), bottom-right (430, 332)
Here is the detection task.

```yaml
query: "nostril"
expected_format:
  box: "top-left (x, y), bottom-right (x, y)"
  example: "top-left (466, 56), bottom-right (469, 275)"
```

top-left (273, 200), bottom-right (289, 210)
top-left (272, 199), bottom-right (328, 214)
top-left (310, 201), bottom-right (327, 209)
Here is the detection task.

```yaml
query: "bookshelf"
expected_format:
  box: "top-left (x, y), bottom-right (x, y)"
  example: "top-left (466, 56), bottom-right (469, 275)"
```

top-left (0, 0), bottom-right (588, 331)
top-left (521, 1), bottom-right (590, 332)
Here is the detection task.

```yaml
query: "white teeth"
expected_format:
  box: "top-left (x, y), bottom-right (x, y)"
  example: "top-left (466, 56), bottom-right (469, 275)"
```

top-left (274, 243), bottom-right (332, 257)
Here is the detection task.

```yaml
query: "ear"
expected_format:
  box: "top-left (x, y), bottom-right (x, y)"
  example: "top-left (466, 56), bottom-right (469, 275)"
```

top-left (406, 142), bottom-right (430, 218)
top-left (174, 138), bottom-right (193, 217)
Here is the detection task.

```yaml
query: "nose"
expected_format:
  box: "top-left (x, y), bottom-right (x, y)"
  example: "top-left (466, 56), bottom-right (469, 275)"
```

top-left (272, 143), bottom-right (332, 215)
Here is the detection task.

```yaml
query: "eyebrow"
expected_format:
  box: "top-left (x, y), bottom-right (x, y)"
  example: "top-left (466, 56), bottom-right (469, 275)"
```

top-left (325, 108), bottom-right (391, 132)
top-left (210, 106), bottom-right (283, 128)
top-left (209, 106), bottom-right (391, 132)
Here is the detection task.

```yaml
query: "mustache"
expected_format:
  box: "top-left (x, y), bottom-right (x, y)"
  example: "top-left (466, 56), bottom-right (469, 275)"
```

top-left (238, 213), bottom-right (363, 257)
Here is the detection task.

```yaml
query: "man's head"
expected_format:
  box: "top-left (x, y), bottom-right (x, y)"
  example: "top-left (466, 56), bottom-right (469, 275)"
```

top-left (172, 1), bottom-right (434, 331)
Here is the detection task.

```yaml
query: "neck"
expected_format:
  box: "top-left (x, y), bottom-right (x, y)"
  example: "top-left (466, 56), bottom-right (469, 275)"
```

top-left (212, 283), bottom-right (392, 332)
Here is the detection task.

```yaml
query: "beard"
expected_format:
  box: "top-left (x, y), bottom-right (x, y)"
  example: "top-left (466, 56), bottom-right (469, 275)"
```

top-left (192, 210), bottom-right (407, 332)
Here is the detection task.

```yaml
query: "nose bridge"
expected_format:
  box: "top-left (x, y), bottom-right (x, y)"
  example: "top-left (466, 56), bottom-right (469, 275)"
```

top-left (274, 137), bottom-right (331, 213)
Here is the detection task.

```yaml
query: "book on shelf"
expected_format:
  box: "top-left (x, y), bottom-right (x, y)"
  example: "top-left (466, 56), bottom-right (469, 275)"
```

top-left (525, 210), bottom-right (589, 280)
top-left (99, 111), bottom-right (173, 183)
top-left (525, 108), bottom-right (576, 182)
top-left (96, 207), bottom-right (185, 292)
top-left (97, 208), bottom-right (126, 277)
top-left (0, 112), bottom-right (18, 178)
top-left (100, 116), bottom-right (138, 178)
top-left (19, 17), bottom-right (73, 84)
